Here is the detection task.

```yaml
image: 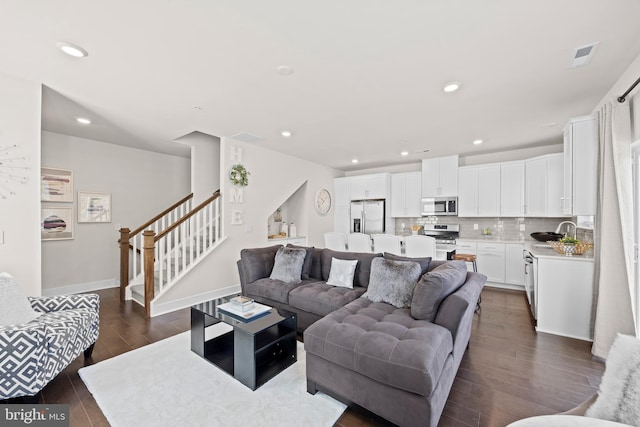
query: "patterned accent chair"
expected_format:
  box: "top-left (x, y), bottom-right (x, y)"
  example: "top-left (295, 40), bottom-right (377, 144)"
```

top-left (0, 279), bottom-right (100, 401)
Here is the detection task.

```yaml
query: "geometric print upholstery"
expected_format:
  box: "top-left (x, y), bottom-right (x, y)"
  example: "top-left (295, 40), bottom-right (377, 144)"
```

top-left (0, 294), bottom-right (99, 399)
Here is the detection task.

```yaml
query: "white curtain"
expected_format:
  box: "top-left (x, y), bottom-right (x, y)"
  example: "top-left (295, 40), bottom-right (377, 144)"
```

top-left (592, 99), bottom-right (637, 358)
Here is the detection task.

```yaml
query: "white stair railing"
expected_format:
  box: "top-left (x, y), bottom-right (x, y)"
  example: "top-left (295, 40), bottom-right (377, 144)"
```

top-left (119, 194), bottom-right (193, 303)
top-left (140, 191), bottom-right (222, 317)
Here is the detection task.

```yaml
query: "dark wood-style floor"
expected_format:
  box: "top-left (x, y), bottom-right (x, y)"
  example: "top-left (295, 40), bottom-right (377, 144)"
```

top-left (32, 287), bottom-right (603, 427)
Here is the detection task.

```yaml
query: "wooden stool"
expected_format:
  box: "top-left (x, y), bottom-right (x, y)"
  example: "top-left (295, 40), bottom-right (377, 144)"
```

top-left (453, 253), bottom-right (477, 272)
top-left (453, 253), bottom-right (481, 311)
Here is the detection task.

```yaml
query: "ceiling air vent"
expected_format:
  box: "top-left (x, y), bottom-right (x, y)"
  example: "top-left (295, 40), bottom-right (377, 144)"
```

top-left (230, 132), bottom-right (263, 143)
top-left (570, 42), bottom-right (599, 68)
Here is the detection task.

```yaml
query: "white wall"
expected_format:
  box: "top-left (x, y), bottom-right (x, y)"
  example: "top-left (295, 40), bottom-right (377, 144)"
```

top-left (0, 73), bottom-right (41, 296)
top-left (345, 143), bottom-right (562, 176)
top-left (41, 131), bottom-right (190, 292)
top-left (154, 137), bottom-right (341, 305)
top-left (176, 131), bottom-right (220, 204)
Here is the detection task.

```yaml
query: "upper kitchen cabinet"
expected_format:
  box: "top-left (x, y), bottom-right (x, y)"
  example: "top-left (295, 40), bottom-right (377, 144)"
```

top-left (391, 172), bottom-right (422, 217)
top-left (422, 155), bottom-right (459, 197)
top-left (563, 115), bottom-right (597, 216)
top-left (333, 177), bottom-right (351, 207)
top-left (525, 153), bottom-right (566, 217)
top-left (458, 165), bottom-right (500, 217)
top-left (350, 173), bottom-right (390, 200)
top-left (500, 161), bottom-right (525, 217)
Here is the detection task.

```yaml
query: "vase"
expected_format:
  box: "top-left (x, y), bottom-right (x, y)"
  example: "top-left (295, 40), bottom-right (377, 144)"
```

top-left (563, 244), bottom-right (575, 256)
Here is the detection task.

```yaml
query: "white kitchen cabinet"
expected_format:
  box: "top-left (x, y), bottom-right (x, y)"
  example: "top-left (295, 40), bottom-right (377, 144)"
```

top-left (500, 161), bottom-right (525, 217)
top-left (547, 153), bottom-right (566, 217)
top-left (457, 167), bottom-right (478, 217)
top-left (391, 172), bottom-right (422, 217)
top-left (458, 165), bottom-right (500, 217)
top-left (525, 156), bottom-right (547, 217)
top-left (477, 166), bottom-right (500, 217)
top-left (525, 153), bottom-right (567, 217)
top-left (563, 115), bottom-right (597, 216)
top-left (350, 173), bottom-right (389, 200)
top-left (422, 155), bottom-right (459, 197)
top-left (334, 177), bottom-right (351, 207)
top-left (476, 242), bottom-right (506, 283)
top-left (536, 257), bottom-right (594, 341)
top-left (505, 243), bottom-right (525, 286)
top-left (333, 177), bottom-right (351, 235)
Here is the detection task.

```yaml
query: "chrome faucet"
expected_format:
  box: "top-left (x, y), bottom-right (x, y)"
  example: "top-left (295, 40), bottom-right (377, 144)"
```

top-left (555, 221), bottom-right (577, 239)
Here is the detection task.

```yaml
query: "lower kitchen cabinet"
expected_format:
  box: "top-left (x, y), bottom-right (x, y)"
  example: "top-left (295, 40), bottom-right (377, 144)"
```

top-left (505, 243), bottom-right (525, 286)
top-left (536, 257), bottom-right (594, 341)
top-left (455, 240), bottom-right (524, 289)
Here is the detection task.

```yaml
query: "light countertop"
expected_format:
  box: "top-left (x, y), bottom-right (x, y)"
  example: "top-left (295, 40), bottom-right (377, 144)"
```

top-left (524, 241), bottom-right (594, 261)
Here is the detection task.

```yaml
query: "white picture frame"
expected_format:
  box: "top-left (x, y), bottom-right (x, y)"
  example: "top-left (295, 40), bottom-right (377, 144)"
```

top-left (41, 167), bottom-right (73, 202)
top-left (41, 207), bottom-right (74, 240)
top-left (78, 191), bottom-right (112, 223)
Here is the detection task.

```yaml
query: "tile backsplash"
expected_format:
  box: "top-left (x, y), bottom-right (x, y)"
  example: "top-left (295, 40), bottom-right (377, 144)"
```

top-left (394, 216), bottom-right (594, 242)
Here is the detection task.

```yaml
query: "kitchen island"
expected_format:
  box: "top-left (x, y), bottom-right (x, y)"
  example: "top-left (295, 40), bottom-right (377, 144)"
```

top-left (525, 241), bottom-right (595, 341)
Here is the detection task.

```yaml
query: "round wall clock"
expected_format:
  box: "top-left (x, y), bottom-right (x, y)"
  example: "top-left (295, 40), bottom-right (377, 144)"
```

top-left (314, 188), bottom-right (331, 215)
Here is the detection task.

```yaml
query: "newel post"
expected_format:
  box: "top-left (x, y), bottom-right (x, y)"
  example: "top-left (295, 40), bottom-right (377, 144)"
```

top-left (119, 228), bottom-right (131, 304)
top-left (143, 230), bottom-right (156, 318)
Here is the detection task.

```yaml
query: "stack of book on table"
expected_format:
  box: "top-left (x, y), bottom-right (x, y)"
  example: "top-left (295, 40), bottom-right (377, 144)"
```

top-left (217, 296), bottom-right (271, 321)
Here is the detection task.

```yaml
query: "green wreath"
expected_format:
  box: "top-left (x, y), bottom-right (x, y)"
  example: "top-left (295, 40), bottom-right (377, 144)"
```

top-left (229, 164), bottom-right (250, 187)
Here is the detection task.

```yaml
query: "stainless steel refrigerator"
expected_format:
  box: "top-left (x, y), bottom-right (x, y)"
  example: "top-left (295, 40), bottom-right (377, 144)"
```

top-left (350, 199), bottom-right (385, 234)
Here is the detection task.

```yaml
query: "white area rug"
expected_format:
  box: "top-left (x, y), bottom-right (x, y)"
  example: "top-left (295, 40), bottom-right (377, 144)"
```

top-left (79, 325), bottom-right (346, 427)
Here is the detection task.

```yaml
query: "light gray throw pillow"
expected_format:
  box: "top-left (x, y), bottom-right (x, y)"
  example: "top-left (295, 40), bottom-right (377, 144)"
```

top-left (326, 257), bottom-right (358, 289)
top-left (363, 257), bottom-right (421, 308)
top-left (0, 272), bottom-right (38, 326)
top-left (269, 247), bottom-right (306, 284)
top-left (411, 261), bottom-right (467, 322)
top-left (585, 334), bottom-right (640, 425)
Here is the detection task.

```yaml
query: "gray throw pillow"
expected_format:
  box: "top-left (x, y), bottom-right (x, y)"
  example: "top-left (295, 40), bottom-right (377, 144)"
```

top-left (0, 272), bottom-right (38, 326)
top-left (411, 261), bottom-right (467, 322)
top-left (383, 252), bottom-right (432, 276)
top-left (269, 247), bottom-right (306, 284)
top-left (363, 257), bottom-right (422, 308)
top-left (286, 244), bottom-right (314, 280)
top-left (585, 334), bottom-right (640, 424)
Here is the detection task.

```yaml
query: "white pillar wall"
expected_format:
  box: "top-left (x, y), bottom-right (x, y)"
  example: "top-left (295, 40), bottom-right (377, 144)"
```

top-left (175, 131), bottom-right (220, 205)
top-left (0, 73), bottom-right (42, 295)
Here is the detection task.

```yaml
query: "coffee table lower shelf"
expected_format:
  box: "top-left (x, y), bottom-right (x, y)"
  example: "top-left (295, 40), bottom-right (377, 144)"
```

top-left (191, 301), bottom-right (297, 390)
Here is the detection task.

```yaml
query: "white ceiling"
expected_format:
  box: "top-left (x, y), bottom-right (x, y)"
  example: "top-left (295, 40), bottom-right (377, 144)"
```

top-left (2, 1), bottom-right (640, 171)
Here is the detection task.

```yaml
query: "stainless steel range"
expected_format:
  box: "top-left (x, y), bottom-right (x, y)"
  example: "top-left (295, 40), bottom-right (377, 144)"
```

top-left (423, 224), bottom-right (459, 260)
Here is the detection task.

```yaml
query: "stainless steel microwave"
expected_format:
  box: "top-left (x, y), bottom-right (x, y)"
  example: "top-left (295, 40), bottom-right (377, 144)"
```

top-left (421, 197), bottom-right (458, 216)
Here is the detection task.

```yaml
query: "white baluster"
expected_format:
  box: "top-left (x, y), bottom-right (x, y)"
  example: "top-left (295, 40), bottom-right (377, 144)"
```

top-left (173, 228), bottom-right (179, 283)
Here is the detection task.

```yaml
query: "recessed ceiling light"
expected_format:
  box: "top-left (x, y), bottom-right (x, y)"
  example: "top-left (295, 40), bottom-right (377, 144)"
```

top-left (277, 65), bottom-right (293, 76)
top-left (473, 139), bottom-right (483, 145)
top-left (401, 151), bottom-right (409, 156)
top-left (443, 81), bottom-right (461, 93)
top-left (56, 41), bottom-right (88, 58)
top-left (351, 159), bottom-right (358, 164)
top-left (280, 130), bottom-right (292, 137)
top-left (76, 117), bottom-right (91, 125)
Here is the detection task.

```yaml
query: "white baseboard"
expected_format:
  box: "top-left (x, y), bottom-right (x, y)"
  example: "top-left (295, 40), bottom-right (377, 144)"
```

top-left (150, 284), bottom-right (241, 317)
top-left (484, 282), bottom-right (525, 292)
top-left (42, 278), bottom-right (119, 296)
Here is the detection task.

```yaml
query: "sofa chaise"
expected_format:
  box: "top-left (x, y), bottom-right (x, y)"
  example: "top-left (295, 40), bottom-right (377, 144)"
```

top-left (237, 244), bottom-right (486, 426)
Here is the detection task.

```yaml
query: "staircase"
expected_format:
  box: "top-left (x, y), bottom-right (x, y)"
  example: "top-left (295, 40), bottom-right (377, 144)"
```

top-left (119, 191), bottom-right (222, 317)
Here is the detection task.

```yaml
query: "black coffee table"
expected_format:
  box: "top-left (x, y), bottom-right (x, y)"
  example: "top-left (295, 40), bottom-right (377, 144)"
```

top-left (191, 296), bottom-right (297, 390)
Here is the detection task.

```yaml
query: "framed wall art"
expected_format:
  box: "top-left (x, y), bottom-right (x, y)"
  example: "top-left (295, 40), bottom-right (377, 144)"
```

top-left (78, 191), bottom-right (111, 223)
top-left (41, 207), bottom-right (74, 240)
top-left (41, 167), bottom-right (73, 202)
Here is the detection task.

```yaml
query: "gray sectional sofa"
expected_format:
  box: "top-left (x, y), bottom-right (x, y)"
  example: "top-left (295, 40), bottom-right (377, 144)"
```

top-left (236, 243), bottom-right (486, 427)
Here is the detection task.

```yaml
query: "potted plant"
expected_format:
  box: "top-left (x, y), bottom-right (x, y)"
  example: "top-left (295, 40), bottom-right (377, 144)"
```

top-left (559, 236), bottom-right (579, 256)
